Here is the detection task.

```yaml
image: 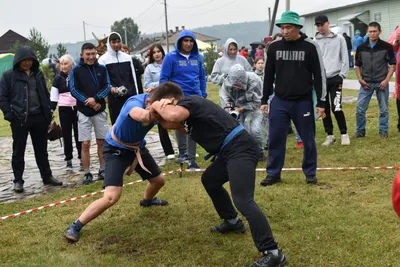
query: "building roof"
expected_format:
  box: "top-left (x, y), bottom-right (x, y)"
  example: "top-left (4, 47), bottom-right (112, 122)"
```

top-left (167, 30), bottom-right (219, 44)
top-left (300, 0), bottom-right (380, 17)
top-left (0, 30), bottom-right (29, 54)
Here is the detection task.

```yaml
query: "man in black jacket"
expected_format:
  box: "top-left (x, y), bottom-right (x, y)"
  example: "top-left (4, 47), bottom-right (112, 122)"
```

top-left (98, 32), bottom-right (140, 125)
top-left (260, 11), bottom-right (326, 186)
top-left (70, 43), bottom-right (111, 185)
top-left (0, 46), bottom-right (63, 192)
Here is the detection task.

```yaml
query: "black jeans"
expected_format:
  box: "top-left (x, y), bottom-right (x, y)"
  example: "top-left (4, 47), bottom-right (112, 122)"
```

top-left (59, 106), bottom-right (81, 161)
top-left (323, 75), bottom-right (348, 135)
top-left (11, 114), bottom-right (52, 183)
top-left (108, 96), bottom-right (128, 125)
top-left (201, 131), bottom-right (277, 252)
top-left (158, 124), bottom-right (174, 156)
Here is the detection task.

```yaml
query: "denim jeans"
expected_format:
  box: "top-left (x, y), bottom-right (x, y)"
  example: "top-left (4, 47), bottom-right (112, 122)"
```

top-left (239, 110), bottom-right (263, 153)
top-left (356, 82), bottom-right (389, 134)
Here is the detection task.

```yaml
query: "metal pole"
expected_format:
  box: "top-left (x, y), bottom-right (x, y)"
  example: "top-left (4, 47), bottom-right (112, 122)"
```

top-left (286, 0), bottom-right (290, 11)
top-left (83, 21), bottom-right (86, 41)
top-left (124, 21), bottom-right (128, 47)
top-left (164, 0), bottom-right (170, 52)
top-left (268, 7), bottom-right (271, 35)
top-left (269, 0), bottom-right (280, 36)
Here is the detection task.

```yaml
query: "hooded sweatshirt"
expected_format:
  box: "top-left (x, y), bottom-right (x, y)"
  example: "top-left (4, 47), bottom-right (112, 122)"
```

top-left (0, 46), bottom-right (52, 123)
top-left (314, 32), bottom-right (349, 79)
top-left (211, 38), bottom-right (252, 86)
top-left (159, 30), bottom-right (207, 97)
top-left (98, 32), bottom-right (139, 96)
top-left (220, 64), bottom-right (262, 111)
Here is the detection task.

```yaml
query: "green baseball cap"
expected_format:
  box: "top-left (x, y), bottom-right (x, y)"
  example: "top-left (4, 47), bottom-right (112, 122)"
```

top-left (276, 11), bottom-right (303, 28)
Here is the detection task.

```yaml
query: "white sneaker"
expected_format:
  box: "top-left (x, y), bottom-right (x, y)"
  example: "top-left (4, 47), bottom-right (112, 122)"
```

top-left (341, 134), bottom-right (350, 145)
top-left (167, 154), bottom-right (175, 159)
top-left (322, 135), bottom-right (336, 146)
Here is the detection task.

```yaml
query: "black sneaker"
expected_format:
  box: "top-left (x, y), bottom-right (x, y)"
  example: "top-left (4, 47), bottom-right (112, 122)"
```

top-left (306, 175), bottom-right (318, 184)
top-left (43, 176), bottom-right (63, 186)
top-left (250, 250), bottom-right (288, 267)
top-left (210, 219), bottom-right (246, 234)
top-left (82, 173), bottom-right (93, 185)
top-left (260, 175), bottom-right (281, 186)
top-left (379, 132), bottom-right (388, 139)
top-left (352, 132), bottom-right (365, 138)
top-left (66, 161), bottom-right (73, 172)
top-left (98, 169), bottom-right (105, 180)
top-left (140, 197), bottom-right (168, 207)
top-left (13, 182), bottom-right (24, 193)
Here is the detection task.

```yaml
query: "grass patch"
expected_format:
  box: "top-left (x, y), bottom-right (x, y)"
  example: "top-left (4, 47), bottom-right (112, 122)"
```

top-left (0, 83), bottom-right (400, 266)
top-left (347, 69), bottom-right (395, 82)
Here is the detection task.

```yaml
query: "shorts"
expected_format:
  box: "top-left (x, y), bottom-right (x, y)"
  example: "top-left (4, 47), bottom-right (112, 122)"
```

top-left (77, 111), bottom-right (109, 141)
top-left (103, 141), bottom-right (161, 187)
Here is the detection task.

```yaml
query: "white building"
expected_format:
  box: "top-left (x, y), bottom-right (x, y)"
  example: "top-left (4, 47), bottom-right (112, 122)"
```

top-left (301, 0), bottom-right (400, 40)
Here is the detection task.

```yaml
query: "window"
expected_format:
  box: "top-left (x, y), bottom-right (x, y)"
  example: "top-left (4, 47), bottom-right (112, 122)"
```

top-left (374, 12), bottom-right (381, 22)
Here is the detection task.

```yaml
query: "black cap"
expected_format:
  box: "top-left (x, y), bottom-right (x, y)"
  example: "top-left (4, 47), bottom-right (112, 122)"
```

top-left (315, 15), bottom-right (328, 25)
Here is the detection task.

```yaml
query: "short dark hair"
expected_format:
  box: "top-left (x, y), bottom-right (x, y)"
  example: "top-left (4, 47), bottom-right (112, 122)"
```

top-left (109, 33), bottom-right (121, 42)
top-left (81, 42), bottom-right (95, 52)
top-left (149, 43), bottom-right (165, 64)
top-left (149, 82), bottom-right (183, 103)
top-left (368, 22), bottom-right (382, 31)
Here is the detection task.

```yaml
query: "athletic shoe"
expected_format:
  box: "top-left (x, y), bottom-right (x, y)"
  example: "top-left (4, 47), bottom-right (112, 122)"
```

top-left (379, 132), bottom-right (388, 139)
top-left (98, 169), bottom-right (105, 180)
top-left (352, 132), bottom-right (365, 138)
top-left (306, 175), bottom-right (318, 184)
top-left (260, 175), bottom-right (282, 186)
top-left (296, 141), bottom-right (304, 149)
top-left (188, 161), bottom-right (200, 169)
top-left (13, 182), bottom-right (24, 193)
top-left (249, 250), bottom-right (288, 267)
top-left (175, 153), bottom-right (188, 164)
top-left (341, 134), bottom-right (350, 145)
top-left (140, 197), bottom-right (168, 207)
top-left (322, 135), bottom-right (336, 146)
top-left (167, 154), bottom-right (175, 159)
top-left (66, 161), bottom-right (73, 172)
top-left (210, 219), bottom-right (246, 234)
top-left (64, 225), bottom-right (80, 243)
top-left (82, 173), bottom-right (93, 185)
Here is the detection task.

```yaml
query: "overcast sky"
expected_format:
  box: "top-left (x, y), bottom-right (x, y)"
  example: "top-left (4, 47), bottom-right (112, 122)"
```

top-left (0, 0), bottom-right (365, 44)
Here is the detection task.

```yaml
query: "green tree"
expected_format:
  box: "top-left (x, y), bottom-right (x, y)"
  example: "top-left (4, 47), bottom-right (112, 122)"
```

top-left (111, 17), bottom-right (140, 51)
top-left (40, 64), bottom-right (54, 90)
top-left (56, 43), bottom-right (68, 58)
top-left (9, 40), bottom-right (23, 53)
top-left (204, 44), bottom-right (219, 75)
top-left (28, 27), bottom-right (50, 62)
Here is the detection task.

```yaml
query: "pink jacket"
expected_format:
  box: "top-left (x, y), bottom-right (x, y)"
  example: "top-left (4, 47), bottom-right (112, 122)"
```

top-left (388, 27), bottom-right (400, 99)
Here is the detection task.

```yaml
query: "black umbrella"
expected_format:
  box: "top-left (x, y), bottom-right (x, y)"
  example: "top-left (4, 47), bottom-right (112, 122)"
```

top-left (250, 41), bottom-right (265, 48)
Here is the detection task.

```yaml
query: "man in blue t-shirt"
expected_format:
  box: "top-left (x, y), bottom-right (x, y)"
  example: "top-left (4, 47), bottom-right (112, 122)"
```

top-left (64, 94), bottom-right (168, 243)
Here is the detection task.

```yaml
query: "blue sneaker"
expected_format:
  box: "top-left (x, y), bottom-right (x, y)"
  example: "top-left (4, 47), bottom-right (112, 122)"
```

top-left (140, 197), bottom-right (168, 207)
top-left (187, 161), bottom-right (200, 169)
top-left (64, 225), bottom-right (80, 243)
top-left (175, 153), bottom-right (188, 164)
top-left (82, 173), bottom-right (93, 185)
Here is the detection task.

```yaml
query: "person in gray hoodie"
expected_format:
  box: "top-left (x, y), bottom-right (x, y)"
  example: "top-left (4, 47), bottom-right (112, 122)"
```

top-left (211, 38), bottom-right (252, 108)
top-left (314, 15), bottom-right (350, 146)
top-left (220, 64), bottom-right (265, 161)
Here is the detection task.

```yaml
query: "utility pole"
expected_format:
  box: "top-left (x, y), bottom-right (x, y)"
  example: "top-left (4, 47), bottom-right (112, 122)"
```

top-left (286, 0), bottom-right (290, 11)
top-left (83, 21), bottom-right (87, 41)
top-left (164, 0), bottom-right (170, 52)
top-left (268, 7), bottom-right (271, 35)
top-left (124, 21), bottom-right (128, 48)
top-left (269, 0), bottom-right (280, 36)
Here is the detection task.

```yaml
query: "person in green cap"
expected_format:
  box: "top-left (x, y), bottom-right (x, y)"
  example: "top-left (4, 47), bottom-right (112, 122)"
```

top-left (260, 10), bottom-right (326, 188)
top-left (353, 29), bottom-right (368, 55)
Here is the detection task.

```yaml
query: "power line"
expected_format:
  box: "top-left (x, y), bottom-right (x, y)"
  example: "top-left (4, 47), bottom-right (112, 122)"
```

top-left (84, 22), bottom-right (110, 29)
top-left (133, 0), bottom-right (161, 20)
top-left (167, 0), bottom-right (215, 9)
top-left (194, 0), bottom-right (237, 16)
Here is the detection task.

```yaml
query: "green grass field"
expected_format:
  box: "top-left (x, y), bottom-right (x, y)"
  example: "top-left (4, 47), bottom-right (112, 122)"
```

top-left (0, 84), bottom-right (400, 266)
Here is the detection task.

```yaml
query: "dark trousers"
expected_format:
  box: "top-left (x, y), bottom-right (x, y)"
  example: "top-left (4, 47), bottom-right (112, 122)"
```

top-left (59, 106), bottom-right (81, 161)
top-left (268, 96), bottom-right (317, 177)
top-left (322, 75), bottom-right (348, 135)
top-left (158, 124), bottom-right (174, 156)
top-left (11, 114), bottom-right (52, 183)
top-left (201, 131), bottom-right (277, 252)
top-left (109, 96), bottom-right (129, 125)
top-left (397, 99), bottom-right (400, 132)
